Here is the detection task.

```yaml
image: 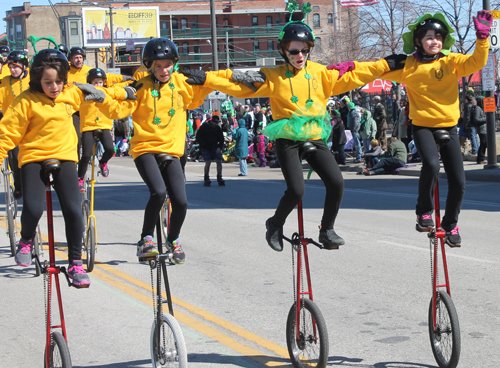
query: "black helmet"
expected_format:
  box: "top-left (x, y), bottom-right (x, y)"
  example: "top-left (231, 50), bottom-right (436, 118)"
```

top-left (6, 50), bottom-right (29, 69)
top-left (0, 45), bottom-right (10, 55)
top-left (31, 49), bottom-right (69, 69)
top-left (68, 46), bottom-right (86, 60)
top-left (278, 21), bottom-right (315, 45)
top-left (414, 18), bottom-right (448, 40)
top-left (87, 67), bottom-right (107, 85)
top-left (57, 44), bottom-right (69, 56)
top-left (142, 38), bottom-right (179, 69)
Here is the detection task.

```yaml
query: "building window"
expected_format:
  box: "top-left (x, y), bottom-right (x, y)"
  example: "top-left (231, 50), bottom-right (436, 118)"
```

top-left (192, 19), bottom-right (198, 29)
top-left (253, 40), bottom-right (260, 51)
top-left (171, 18), bottom-right (178, 29)
top-left (15, 24), bottom-right (22, 39)
top-left (328, 14), bottom-right (333, 24)
top-left (181, 18), bottom-right (188, 30)
top-left (193, 45), bottom-right (200, 60)
top-left (313, 14), bottom-right (320, 28)
top-left (161, 21), bottom-right (168, 29)
top-left (70, 21), bottom-right (79, 36)
top-left (275, 18), bottom-right (281, 26)
top-left (316, 37), bottom-right (321, 48)
top-left (313, 6), bottom-right (320, 10)
top-left (182, 42), bottom-right (189, 54)
top-left (252, 16), bottom-right (258, 26)
top-left (267, 40), bottom-right (273, 50)
top-left (266, 16), bottom-right (272, 27)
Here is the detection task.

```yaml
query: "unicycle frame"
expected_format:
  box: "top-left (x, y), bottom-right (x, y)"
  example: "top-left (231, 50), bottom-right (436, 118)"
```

top-left (429, 179), bottom-right (452, 330)
top-left (283, 200), bottom-right (324, 343)
top-left (83, 132), bottom-right (101, 251)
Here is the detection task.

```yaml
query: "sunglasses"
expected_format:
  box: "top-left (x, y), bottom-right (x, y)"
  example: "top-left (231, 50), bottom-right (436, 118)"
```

top-left (285, 48), bottom-right (311, 56)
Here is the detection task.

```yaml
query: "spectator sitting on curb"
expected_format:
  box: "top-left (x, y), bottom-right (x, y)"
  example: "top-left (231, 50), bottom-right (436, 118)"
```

top-left (362, 136), bottom-right (407, 176)
top-left (363, 139), bottom-right (382, 168)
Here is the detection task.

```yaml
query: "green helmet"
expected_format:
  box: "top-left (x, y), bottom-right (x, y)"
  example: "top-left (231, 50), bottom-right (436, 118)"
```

top-left (402, 13), bottom-right (456, 55)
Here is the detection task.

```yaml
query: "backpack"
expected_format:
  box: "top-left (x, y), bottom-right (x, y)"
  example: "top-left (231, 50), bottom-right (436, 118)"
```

top-left (471, 105), bottom-right (486, 126)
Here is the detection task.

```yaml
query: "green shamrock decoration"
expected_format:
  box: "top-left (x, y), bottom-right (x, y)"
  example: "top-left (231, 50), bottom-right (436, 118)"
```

top-left (301, 2), bottom-right (312, 16)
top-left (169, 108), bottom-right (176, 116)
top-left (306, 99), bottom-right (314, 106)
top-left (285, 71), bottom-right (294, 78)
top-left (304, 73), bottom-right (311, 80)
top-left (151, 90), bottom-right (159, 98)
top-left (169, 83), bottom-right (175, 89)
top-left (154, 117), bottom-right (162, 125)
top-left (291, 95), bottom-right (299, 103)
top-left (286, 0), bottom-right (299, 13)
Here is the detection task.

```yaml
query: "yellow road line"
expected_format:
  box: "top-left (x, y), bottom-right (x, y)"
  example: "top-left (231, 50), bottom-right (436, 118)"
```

top-left (0, 217), bottom-right (290, 366)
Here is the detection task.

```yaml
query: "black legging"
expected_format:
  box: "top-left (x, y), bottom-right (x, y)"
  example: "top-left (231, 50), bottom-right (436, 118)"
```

top-left (8, 146), bottom-right (21, 191)
top-left (78, 129), bottom-right (114, 178)
top-left (134, 153), bottom-right (187, 243)
top-left (273, 139), bottom-right (344, 229)
top-left (413, 125), bottom-right (464, 230)
top-left (20, 161), bottom-right (83, 262)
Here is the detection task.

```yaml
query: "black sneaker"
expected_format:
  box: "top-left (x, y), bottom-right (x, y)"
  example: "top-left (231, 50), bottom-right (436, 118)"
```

top-left (318, 228), bottom-right (344, 249)
top-left (13, 189), bottom-right (22, 200)
top-left (265, 218), bottom-right (283, 251)
top-left (416, 213), bottom-right (434, 232)
top-left (204, 177), bottom-right (211, 187)
top-left (217, 175), bottom-right (225, 186)
top-left (444, 226), bottom-right (461, 247)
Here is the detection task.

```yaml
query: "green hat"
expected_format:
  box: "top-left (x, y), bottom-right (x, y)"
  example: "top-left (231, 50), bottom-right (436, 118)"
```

top-left (348, 102), bottom-right (356, 109)
top-left (402, 13), bottom-right (456, 55)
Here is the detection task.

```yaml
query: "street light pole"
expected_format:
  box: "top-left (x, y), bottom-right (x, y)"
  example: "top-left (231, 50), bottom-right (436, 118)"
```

top-left (108, 5), bottom-right (115, 68)
top-left (210, 0), bottom-right (218, 71)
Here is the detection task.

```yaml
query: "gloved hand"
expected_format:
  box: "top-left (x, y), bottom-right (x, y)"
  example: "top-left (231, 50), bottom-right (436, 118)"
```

top-left (75, 82), bottom-right (106, 103)
top-left (384, 54), bottom-right (407, 71)
top-left (181, 69), bottom-right (207, 85)
top-left (327, 61), bottom-right (355, 79)
top-left (122, 75), bottom-right (135, 82)
top-left (474, 10), bottom-right (493, 39)
top-left (231, 70), bottom-right (266, 92)
top-left (124, 80), bottom-right (143, 100)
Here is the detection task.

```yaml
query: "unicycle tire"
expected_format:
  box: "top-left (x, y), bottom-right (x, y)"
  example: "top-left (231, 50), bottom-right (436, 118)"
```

top-left (428, 290), bottom-right (461, 368)
top-left (286, 298), bottom-right (329, 368)
top-left (161, 197), bottom-right (172, 243)
top-left (84, 217), bottom-right (96, 273)
top-left (33, 228), bottom-right (42, 277)
top-left (150, 312), bottom-right (188, 368)
top-left (5, 182), bottom-right (17, 256)
top-left (44, 331), bottom-right (72, 368)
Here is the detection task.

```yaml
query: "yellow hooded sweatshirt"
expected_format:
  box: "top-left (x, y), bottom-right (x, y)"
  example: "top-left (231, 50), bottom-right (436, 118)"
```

top-left (0, 73), bottom-right (30, 111)
top-left (97, 73), bottom-right (213, 159)
top-left (381, 38), bottom-right (489, 128)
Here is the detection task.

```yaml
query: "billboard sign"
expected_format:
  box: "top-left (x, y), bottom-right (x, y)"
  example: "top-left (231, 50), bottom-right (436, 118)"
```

top-left (82, 6), bottom-right (159, 48)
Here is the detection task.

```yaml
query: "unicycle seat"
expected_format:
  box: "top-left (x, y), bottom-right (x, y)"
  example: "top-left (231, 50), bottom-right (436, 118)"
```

top-left (92, 129), bottom-right (103, 141)
top-left (432, 130), bottom-right (450, 148)
top-left (299, 141), bottom-right (317, 160)
top-left (155, 153), bottom-right (175, 170)
top-left (42, 159), bottom-right (61, 177)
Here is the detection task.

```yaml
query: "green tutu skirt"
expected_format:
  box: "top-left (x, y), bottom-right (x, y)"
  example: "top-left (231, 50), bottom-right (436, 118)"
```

top-left (263, 103), bottom-right (331, 143)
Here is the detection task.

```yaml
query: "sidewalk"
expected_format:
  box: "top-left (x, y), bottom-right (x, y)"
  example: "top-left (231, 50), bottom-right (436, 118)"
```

top-left (339, 155), bottom-right (500, 183)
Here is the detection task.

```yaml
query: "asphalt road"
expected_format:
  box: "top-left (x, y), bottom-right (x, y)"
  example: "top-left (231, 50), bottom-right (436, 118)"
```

top-left (1, 157), bottom-right (499, 368)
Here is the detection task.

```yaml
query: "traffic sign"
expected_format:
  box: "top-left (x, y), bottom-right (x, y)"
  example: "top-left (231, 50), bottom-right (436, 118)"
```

top-left (489, 16), bottom-right (500, 49)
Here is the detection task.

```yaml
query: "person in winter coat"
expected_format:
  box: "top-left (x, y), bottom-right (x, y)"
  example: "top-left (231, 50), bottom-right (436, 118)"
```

top-left (475, 96), bottom-right (487, 164)
top-left (360, 109), bottom-right (377, 154)
top-left (463, 92), bottom-right (479, 155)
top-left (331, 110), bottom-right (347, 165)
top-left (347, 102), bottom-right (362, 162)
top-left (255, 131), bottom-right (267, 167)
top-left (363, 139), bottom-right (382, 168)
top-left (372, 95), bottom-right (387, 150)
top-left (197, 114), bottom-right (226, 186)
top-left (362, 137), bottom-right (406, 175)
top-left (232, 118), bottom-right (249, 176)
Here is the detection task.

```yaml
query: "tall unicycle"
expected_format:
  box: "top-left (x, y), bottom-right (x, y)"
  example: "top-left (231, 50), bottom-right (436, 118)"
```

top-left (3, 161), bottom-right (18, 256)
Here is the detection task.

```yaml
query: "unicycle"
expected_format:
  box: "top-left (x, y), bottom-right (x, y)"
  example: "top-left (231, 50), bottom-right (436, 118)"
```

top-left (2, 160), bottom-right (18, 256)
top-left (140, 153), bottom-right (188, 368)
top-left (33, 159), bottom-right (90, 368)
top-left (81, 129), bottom-right (103, 272)
top-left (419, 130), bottom-right (461, 368)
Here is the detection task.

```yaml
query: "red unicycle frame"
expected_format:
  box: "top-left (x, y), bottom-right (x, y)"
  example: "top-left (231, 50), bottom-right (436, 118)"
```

top-left (282, 200), bottom-right (329, 368)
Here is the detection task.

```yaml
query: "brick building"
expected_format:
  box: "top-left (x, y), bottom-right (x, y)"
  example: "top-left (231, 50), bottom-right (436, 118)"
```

top-left (3, 0), bottom-right (356, 75)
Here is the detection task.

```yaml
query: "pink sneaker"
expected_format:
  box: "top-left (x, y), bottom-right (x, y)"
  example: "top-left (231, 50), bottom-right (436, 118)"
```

top-left (79, 177), bottom-right (85, 193)
top-left (68, 260), bottom-right (91, 287)
top-left (100, 163), bottom-right (109, 177)
top-left (15, 239), bottom-right (33, 267)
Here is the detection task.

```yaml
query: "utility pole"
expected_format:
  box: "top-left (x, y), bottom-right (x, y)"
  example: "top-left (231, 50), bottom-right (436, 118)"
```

top-left (226, 30), bottom-right (230, 68)
top-left (483, 0), bottom-right (498, 168)
top-left (210, 0), bottom-right (218, 71)
top-left (107, 5), bottom-right (115, 68)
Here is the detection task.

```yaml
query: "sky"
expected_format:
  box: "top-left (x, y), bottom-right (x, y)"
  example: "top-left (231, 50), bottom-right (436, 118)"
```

top-left (0, 1), bottom-right (56, 34)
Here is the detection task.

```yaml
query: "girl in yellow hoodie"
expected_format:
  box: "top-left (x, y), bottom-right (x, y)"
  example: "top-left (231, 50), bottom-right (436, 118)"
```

top-left (381, 11), bottom-right (492, 247)
top-left (0, 49), bottom-right (130, 287)
top-left (97, 38), bottom-right (214, 265)
top-left (0, 50), bottom-right (30, 200)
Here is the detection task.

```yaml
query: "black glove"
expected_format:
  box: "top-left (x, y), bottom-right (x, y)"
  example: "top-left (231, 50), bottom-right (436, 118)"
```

top-left (384, 54), bottom-right (407, 71)
top-left (122, 75), bottom-right (135, 82)
top-left (181, 69), bottom-right (207, 85)
top-left (123, 80), bottom-right (143, 100)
